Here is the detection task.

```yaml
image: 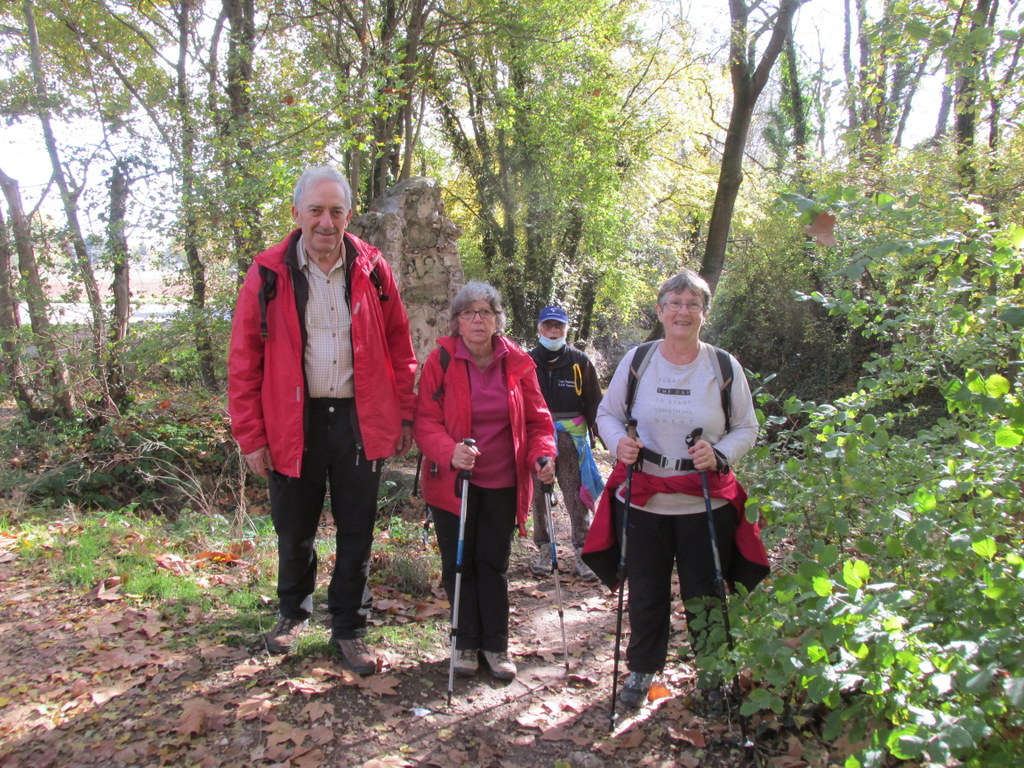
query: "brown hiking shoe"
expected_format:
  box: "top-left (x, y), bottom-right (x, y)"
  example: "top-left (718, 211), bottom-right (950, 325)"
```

top-left (264, 615), bottom-right (309, 655)
top-left (333, 636), bottom-right (378, 676)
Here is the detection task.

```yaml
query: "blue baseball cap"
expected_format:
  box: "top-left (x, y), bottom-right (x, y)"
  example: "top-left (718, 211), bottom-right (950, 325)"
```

top-left (538, 305), bottom-right (569, 324)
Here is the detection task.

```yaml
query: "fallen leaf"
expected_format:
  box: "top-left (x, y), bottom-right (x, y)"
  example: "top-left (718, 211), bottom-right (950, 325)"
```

top-left (177, 697), bottom-right (228, 736)
top-left (263, 720), bottom-right (306, 750)
top-left (300, 701), bottom-right (334, 723)
top-left (647, 682), bottom-right (672, 702)
top-left (667, 726), bottom-right (706, 748)
top-left (235, 693), bottom-right (275, 721)
top-left (361, 757), bottom-right (413, 767)
top-left (155, 553), bottom-right (191, 575)
top-left (540, 725), bottom-right (591, 746)
top-left (291, 747), bottom-right (326, 768)
top-left (365, 675), bottom-right (400, 696)
top-left (279, 677), bottom-right (334, 695)
top-left (85, 576), bottom-right (122, 601)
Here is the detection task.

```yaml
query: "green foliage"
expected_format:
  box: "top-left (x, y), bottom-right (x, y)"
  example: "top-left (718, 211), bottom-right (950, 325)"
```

top-left (0, 389), bottom-right (237, 514)
top-left (717, 189), bottom-right (1024, 766)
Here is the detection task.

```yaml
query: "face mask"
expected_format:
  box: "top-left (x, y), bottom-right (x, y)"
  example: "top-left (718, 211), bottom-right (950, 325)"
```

top-left (538, 335), bottom-right (566, 351)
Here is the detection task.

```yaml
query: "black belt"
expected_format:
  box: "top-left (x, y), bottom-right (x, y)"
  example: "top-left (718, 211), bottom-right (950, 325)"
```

top-left (309, 398), bottom-right (353, 409)
top-left (640, 447), bottom-right (695, 472)
top-left (550, 411), bottom-right (583, 420)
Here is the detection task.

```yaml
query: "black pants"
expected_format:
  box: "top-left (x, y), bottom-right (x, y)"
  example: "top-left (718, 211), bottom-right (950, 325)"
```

top-left (269, 399), bottom-right (381, 639)
top-left (623, 502), bottom-right (736, 674)
top-left (431, 484), bottom-right (517, 653)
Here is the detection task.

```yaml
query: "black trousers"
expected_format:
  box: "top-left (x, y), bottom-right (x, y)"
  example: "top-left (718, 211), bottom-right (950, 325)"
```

top-left (269, 399), bottom-right (381, 639)
top-left (431, 484), bottom-right (517, 653)
top-left (623, 502), bottom-right (736, 674)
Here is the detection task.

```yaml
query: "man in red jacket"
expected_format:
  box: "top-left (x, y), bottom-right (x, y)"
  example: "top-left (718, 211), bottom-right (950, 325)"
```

top-left (228, 166), bottom-right (417, 674)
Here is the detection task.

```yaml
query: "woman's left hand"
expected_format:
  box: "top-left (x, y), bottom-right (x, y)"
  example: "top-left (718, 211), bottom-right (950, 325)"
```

top-left (689, 439), bottom-right (718, 472)
top-left (534, 459), bottom-right (555, 485)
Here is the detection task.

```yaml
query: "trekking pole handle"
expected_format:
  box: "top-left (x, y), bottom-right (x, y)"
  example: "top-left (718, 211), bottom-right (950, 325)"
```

top-left (626, 418), bottom-right (642, 473)
top-left (685, 427), bottom-right (703, 450)
top-left (457, 438), bottom-right (476, 480)
top-left (538, 456), bottom-right (553, 493)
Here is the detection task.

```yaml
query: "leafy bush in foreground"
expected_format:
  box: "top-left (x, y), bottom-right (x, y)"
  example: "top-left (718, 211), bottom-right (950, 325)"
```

top-left (714, 191), bottom-right (1024, 767)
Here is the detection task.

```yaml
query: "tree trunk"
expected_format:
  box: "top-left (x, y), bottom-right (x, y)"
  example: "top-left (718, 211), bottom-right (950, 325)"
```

top-left (784, 33), bottom-right (807, 157)
top-left (0, 168), bottom-right (74, 419)
top-left (953, 0), bottom-right (993, 194)
top-left (224, 0), bottom-right (264, 278)
top-left (23, 0), bottom-right (111, 407)
top-left (176, 0), bottom-right (218, 389)
top-left (0, 204), bottom-right (39, 416)
top-left (701, 0), bottom-right (803, 293)
top-left (107, 160), bottom-right (131, 406)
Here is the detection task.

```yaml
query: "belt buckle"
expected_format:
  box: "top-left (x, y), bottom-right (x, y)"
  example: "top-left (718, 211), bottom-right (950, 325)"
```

top-left (658, 454), bottom-right (672, 470)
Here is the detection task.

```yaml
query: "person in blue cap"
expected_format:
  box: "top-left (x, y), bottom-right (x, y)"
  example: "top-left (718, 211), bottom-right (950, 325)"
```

top-left (528, 305), bottom-right (605, 582)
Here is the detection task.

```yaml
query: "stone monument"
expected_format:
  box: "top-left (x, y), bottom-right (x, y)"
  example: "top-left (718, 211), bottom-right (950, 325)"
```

top-left (349, 177), bottom-right (463, 366)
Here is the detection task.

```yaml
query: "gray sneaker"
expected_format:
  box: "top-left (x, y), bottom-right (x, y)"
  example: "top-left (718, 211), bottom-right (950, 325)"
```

top-left (531, 549), bottom-right (553, 577)
top-left (619, 671), bottom-right (656, 708)
top-left (574, 551), bottom-right (599, 583)
top-left (452, 648), bottom-right (479, 677)
top-left (481, 650), bottom-right (517, 680)
top-left (264, 615), bottom-right (309, 655)
top-left (332, 636), bottom-right (378, 676)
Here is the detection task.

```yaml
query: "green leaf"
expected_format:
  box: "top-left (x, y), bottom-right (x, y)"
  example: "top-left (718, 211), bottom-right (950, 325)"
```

top-left (984, 374), bottom-right (1010, 397)
top-left (913, 488), bottom-right (936, 512)
top-left (842, 558), bottom-right (870, 589)
top-left (971, 538), bottom-right (997, 560)
top-left (995, 426), bottom-right (1023, 447)
top-left (812, 576), bottom-right (833, 597)
top-left (888, 726), bottom-right (925, 758)
top-left (739, 686), bottom-right (773, 715)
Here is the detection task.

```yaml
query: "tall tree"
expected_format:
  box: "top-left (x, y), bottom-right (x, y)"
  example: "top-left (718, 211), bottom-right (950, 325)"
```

top-left (22, 0), bottom-right (113, 406)
top-left (0, 168), bottom-right (74, 418)
top-left (430, 0), bottom-right (653, 336)
top-left (700, 0), bottom-right (804, 292)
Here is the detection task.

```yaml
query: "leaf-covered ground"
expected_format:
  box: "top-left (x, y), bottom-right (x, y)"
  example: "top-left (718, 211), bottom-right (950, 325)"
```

top-left (0, 519), bottom-right (841, 768)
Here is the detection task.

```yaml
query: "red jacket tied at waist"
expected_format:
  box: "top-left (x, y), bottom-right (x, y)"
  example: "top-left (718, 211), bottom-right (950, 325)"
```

top-left (582, 462), bottom-right (770, 592)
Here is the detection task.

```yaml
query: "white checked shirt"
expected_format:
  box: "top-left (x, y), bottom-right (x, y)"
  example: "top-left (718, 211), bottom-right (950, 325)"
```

top-left (298, 236), bottom-right (355, 398)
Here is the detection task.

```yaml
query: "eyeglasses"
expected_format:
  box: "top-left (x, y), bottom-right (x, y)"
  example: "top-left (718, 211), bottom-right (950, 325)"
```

top-left (662, 301), bottom-right (704, 314)
top-left (458, 308), bottom-right (496, 320)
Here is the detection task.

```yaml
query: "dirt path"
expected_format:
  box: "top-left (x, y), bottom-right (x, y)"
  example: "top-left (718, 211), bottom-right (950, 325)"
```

top-left (0, 534), bottom-right (775, 768)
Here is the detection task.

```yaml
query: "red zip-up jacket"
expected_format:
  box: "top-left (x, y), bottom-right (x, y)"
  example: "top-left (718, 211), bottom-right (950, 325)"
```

top-left (228, 229), bottom-right (418, 475)
top-left (413, 335), bottom-right (556, 534)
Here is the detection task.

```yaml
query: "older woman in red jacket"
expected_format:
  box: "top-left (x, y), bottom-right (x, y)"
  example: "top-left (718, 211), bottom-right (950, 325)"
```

top-left (414, 282), bottom-right (555, 681)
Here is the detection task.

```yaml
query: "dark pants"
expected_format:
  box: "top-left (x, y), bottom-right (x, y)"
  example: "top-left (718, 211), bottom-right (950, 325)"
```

top-left (624, 502), bottom-right (736, 674)
top-left (431, 484), bottom-right (517, 653)
top-left (269, 398), bottom-right (381, 639)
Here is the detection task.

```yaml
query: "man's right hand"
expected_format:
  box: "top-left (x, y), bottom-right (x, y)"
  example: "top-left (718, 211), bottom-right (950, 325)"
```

top-left (244, 446), bottom-right (274, 479)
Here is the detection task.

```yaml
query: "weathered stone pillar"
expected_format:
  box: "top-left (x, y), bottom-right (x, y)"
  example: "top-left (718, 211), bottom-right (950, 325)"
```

top-left (349, 177), bottom-right (463, 366)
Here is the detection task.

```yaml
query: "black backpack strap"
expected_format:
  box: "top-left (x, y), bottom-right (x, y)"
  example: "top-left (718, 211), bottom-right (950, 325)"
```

top-left (711, 345), bottom-right (734, 433)
top-left (257, 265), bottom-right (277, 341)
top-left (625, 340), bottom-right (658, 419)
top-left (431, 346), bottom-right (451, 401)
top-left (369, 264), bottom-right (389, 301)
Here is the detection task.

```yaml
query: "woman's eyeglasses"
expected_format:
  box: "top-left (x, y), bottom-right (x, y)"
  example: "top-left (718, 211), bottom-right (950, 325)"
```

top-left (458, 308), bottom-right (496, 320)
top-left (662, 301), bottom-right (703, 314)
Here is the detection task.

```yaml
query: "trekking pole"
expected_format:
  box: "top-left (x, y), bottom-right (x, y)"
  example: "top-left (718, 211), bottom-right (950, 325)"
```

top-left (609, 418), bottom-right (639, 731)
top-left (685, 427), bottom-right (758, 764)
top-left (447, 438), bottom-right (476, 707)
top-left (538, 456), bottom-right (570, 673)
